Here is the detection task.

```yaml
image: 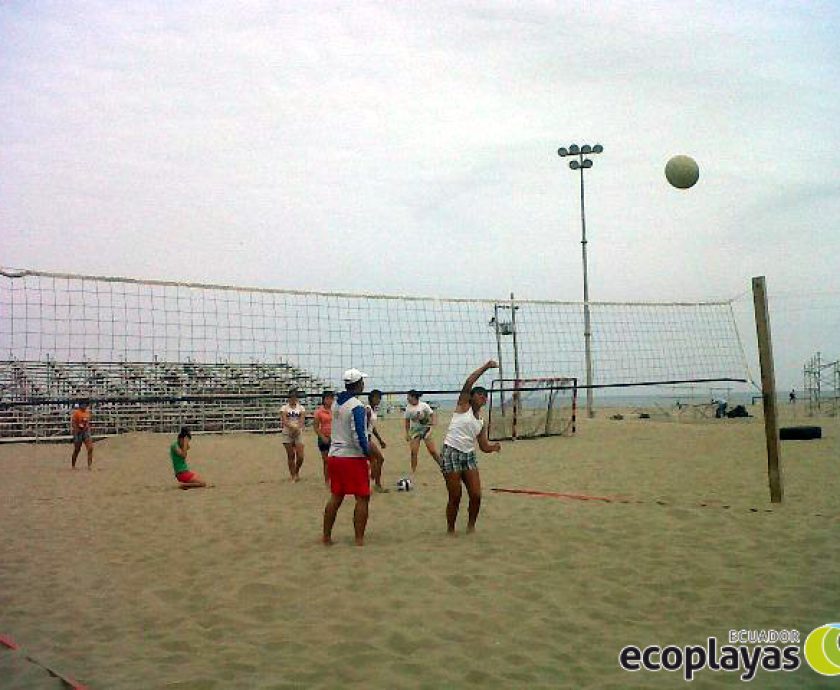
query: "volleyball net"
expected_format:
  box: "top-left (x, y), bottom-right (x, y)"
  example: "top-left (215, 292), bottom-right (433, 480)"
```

top-left (0, 268), bottom-right (753, 437)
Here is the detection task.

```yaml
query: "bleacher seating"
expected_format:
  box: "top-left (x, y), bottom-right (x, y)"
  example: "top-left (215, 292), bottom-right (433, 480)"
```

top-left (0, 360), bottom-right (329, 440)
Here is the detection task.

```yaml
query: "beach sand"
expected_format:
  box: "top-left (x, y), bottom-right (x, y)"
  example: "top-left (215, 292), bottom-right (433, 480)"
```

top-left (1, 406), bottom-right (838, 689)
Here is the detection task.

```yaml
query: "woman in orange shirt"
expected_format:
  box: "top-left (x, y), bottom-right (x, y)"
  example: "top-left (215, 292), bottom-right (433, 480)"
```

top-left (70, 399), bottom-right (94, 469)
top-left (312, 391), bottom-right (334, 487)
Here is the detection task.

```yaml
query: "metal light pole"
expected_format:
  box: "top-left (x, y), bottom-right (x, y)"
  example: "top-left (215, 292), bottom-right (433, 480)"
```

top-left (558, 143), bottom-right (603, 419)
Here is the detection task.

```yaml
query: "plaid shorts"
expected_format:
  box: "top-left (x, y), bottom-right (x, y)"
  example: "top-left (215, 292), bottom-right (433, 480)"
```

top-left (439, 444), bottom-right (478, 474)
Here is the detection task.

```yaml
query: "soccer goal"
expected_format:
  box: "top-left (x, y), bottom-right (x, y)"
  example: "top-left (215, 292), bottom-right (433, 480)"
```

top-left (487, 377), bottom-right (577, 441)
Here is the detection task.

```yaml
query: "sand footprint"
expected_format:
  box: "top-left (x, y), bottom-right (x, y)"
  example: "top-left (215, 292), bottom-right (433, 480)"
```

top-left (237, 582), bottom-right (283, 605)
top-left (151, 588), bottom-right (182, 605)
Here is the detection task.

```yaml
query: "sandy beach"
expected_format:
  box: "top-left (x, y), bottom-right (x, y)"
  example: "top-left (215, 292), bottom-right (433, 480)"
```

top-left (1, 406), bottom-right (839, 689)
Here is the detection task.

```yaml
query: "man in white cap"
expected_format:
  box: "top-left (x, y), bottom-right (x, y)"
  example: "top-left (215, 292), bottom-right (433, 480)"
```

top-left (323, 368), bottom-right (373, 546)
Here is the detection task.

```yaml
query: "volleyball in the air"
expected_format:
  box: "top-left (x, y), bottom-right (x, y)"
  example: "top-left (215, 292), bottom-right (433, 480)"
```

top-left (396, 477), bottom-right (414, 491)
top-left (665, 155), bottom-right (700, 189)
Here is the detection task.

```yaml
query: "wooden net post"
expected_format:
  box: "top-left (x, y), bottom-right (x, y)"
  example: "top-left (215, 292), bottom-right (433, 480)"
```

top-left (752, 276), bottom-right (783, 503)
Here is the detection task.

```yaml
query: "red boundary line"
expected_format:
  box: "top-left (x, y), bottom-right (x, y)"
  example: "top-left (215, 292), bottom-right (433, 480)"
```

top-left (0, 634), bottom-right (89, 689)
top-left (0, 634), bottom-right (20, 650)
top-left (490, 489), bottom-right (796, 516)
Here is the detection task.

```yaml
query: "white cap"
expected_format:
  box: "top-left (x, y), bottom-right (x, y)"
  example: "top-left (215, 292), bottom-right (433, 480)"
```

top-left (342, 368), bottom-right (368, 384)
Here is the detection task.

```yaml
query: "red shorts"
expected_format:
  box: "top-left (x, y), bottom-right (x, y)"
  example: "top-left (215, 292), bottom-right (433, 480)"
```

top-left (176, 471), bottom-right (197, 483)
top-left (327, 456), bottom-right (370, 497)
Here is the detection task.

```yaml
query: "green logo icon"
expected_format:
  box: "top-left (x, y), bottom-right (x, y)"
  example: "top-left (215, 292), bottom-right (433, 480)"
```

top-left (804, 624), bottom-right (840, 676)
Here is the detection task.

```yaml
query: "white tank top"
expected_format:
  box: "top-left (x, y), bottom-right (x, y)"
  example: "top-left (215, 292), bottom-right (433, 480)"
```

top-left (443, 410), bottom-right (484, 453)
top-left (330, 397), bottom-right (367, 457)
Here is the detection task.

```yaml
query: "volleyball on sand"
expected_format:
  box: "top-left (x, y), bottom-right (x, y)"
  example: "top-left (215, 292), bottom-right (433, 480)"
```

top-left (665, 155), bottom-right (700, 189)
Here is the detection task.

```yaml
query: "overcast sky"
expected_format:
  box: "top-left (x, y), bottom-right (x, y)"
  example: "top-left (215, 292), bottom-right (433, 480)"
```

top-left (2, 1), bottom-right (839, 389)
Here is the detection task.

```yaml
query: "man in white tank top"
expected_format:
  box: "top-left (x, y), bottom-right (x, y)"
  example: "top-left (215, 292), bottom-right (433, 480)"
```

top-left (323, 368), bottom-right (374, 546)
top-left (439, 360), bottom-right (501, 534)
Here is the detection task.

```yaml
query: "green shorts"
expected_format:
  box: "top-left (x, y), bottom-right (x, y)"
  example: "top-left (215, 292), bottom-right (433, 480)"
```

top-left (409, 426), bottom-right (431, 441)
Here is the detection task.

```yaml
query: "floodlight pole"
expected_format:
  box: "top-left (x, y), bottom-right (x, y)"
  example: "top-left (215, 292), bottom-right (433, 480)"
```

top-left (558, 143), bottom-right (603, 419)
top-left (578, 159), bottom-right (594, 421)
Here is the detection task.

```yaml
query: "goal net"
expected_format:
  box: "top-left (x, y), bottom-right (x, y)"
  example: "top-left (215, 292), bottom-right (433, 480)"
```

top-left (488, 377), bottom-right (577, 441)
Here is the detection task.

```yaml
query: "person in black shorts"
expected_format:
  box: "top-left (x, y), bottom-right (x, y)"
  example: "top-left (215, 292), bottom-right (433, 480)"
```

top-left (313, 391), bottom-right (335, 487)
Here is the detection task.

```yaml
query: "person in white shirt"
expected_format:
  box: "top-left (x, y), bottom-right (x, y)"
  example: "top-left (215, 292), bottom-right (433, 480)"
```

top-left (366, 389), bottom-right (389, 493)
top-left (403, 390), bottom-right (440, 476)
top-left (323, 369), bottom-right (373, 546)
top-left (438, 361), bottom-right (501, 534)
top-left (280, 389), bottom-right (306, 481)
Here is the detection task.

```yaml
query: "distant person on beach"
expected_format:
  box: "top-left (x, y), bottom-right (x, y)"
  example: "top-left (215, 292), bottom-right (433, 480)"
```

top-left (70, 399), bottom-right (94, 469)
top-left (313, 391), bottom-right (335, 487)
top-left (280, 389), bottom-right (306, 482)
top-left (170, 427), bottom-right (207, 489)
top-left (712, 397), bottom-right (728, 419)
top-left (789, 389), bottom-right (796, 404)
top-left (404, 390), bottom-right (440, 477)
top-left (366, 389), bottom-right (388, 493)
top-left (438, 360), bottom-right (501, 534)
top-left (323, 369), bottom-right (372, 546)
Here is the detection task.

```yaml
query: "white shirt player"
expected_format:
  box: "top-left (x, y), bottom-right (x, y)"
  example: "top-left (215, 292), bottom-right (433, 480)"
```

top-left (443, 410), bottom-right (484, 453)
top-left (404, 401), bottom-right (433, 430)
top-left (280, 403), bottom-right (305, 431)
top-left (365, 404), bottom-right (378, 440)
top-left (330, 394), bottom-right (369, 457)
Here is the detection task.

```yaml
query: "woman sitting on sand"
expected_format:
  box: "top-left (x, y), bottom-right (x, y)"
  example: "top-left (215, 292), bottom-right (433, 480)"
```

top-left (438, 361), bottom-right (501, 534)
top-left (170, 427), bottom-right (207, 489)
